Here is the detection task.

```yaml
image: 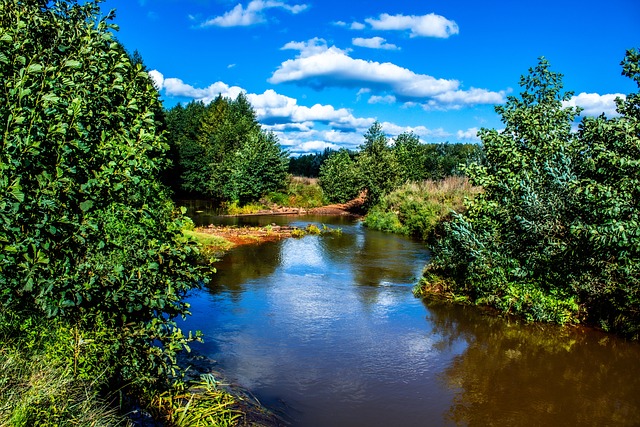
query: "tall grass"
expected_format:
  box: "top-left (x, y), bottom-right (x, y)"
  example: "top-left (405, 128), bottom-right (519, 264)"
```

top-left (364, 176), bottom-right (481, 241)
top-left (262, 176), bottom-right (326, 208)
top-left (146, 375), bottom-right (241, 427)
top-left (0, 313), bottom-right (249, 427)
top-left (0, 315), bottom-right (128, 427)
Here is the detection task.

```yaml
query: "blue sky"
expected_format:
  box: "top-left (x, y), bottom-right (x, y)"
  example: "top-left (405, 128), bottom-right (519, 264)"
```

top-left (105, 0), bottom-right (640, 155)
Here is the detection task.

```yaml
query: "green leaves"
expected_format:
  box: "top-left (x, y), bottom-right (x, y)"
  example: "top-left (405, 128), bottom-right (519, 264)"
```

top-left (167, 94), bottom-right (288, 203)
top-left (319, 149), bottom-right (362, 204)
top-left (423, 52), bottom-right (640, 338)
top-left (0, 0), bottom-right (206, 387)
top-left (79, 200), bottom-right (93, 212)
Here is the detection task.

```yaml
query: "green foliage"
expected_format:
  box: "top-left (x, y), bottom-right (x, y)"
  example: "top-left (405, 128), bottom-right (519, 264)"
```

top-left (0, 314), bottom-right (128, 426)
top-left (288, 148), bottom-right (335, 177)
top-left (364, 177), bottom-right (479, 241)
top-left (318, 149), bottom-right (362, 203)
top-left (0, 0), bottom-right (205, 394)
top-left (319, 122), bottom-right (483, 208)
top-left (147, 375), bottom-right (241, 427)
top-left (165, 94), bottom-right (289, 203)
top-left (422, 52), bottom-right (640, 336)
top-left (568, 48), bottom-right (640, 335)
top-left (224, 132), bottom-right (289, 204)
top-left (358, 122), bottom-right (402, 207)
top-left (264, 176), bottom-right (326, 208)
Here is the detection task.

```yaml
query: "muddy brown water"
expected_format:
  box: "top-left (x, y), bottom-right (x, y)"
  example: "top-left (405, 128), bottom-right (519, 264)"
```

top-left (181, 212), bottom-right (640, 426)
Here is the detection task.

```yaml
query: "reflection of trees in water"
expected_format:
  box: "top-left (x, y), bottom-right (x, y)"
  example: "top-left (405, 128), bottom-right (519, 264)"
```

top-left (423, 300), bottom-right (640, 426)
top-left (323, 226), bottom-right (429, 307)
top-left (206, 241), bottom-right (282, 295)
top-left (351, 230), bottom-right (427, 309)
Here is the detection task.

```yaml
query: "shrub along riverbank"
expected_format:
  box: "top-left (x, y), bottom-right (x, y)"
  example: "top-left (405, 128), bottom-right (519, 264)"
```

top-left (0, 1), bottom-right (275, 425)
top-left (416, 52), bottom-right (640, 339)
top-left (363, 177), bottom-right (480, 241)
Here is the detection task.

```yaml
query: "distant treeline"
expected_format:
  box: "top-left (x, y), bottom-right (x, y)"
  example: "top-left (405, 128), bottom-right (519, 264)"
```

top-left (315, 122), bottom-right (484, 208)
top-left (164, 97), bottom-right (484, 207)
top-left (289, 141), bottom-right (483, 179)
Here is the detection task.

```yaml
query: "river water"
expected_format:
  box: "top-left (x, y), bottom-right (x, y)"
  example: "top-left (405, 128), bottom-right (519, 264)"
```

top-left (182, 213), bottom-right (640, 426)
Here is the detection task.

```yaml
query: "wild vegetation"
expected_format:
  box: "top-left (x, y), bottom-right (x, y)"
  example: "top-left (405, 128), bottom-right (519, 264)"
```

top-left (164, 96), bottom-right (289, 204)
top-left (418, 51), bottom-right (640, 338)
top-left (319, 123), bottom-right (483, 208)
top-left (363, 177), bottom-right (480, 241)
top-left (288, 148), bottom-right (335, 177)
top-left (0, 0), bottom-right (243, 424)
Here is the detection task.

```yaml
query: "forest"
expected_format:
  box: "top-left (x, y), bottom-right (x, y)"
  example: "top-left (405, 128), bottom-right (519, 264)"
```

top-left (1, 0), bottom-right (639, 425)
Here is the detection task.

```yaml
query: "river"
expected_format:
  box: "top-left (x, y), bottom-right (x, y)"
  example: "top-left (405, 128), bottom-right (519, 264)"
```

top-left (181, 212), bottom-right (640, 426)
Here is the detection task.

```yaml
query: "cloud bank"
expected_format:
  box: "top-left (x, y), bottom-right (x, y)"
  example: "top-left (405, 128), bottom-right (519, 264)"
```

top-left (269, 38), bottom-right (506, 110)
top-left (148, 69), bottom-right (480, 154)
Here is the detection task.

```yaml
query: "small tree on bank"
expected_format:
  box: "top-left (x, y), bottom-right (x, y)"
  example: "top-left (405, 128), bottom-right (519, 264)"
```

top-left (422, 51), bottom-right (640, 338)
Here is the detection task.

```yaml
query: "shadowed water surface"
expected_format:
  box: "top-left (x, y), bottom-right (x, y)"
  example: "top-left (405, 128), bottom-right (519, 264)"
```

top-left (182, 215), bottom-right (640, 427)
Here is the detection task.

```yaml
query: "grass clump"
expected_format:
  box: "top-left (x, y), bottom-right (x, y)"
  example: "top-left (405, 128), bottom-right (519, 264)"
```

top-left (364, 177), bottom-right (480, 241)
top-left (146, 375), bottom-right (241, 427)
top-left (223, 201), bottom-right (265, 215)
top-left (0, 315), bottom-right (128, 427)
top-left (263, 176), bottom-right (327, 209)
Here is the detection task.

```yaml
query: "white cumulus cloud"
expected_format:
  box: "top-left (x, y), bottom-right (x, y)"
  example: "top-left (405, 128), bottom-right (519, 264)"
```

top-left (365, 13), bottom-right (459, 38)
top-left (148, 69), bottom-right (164, 90)
top-left (368, 95), bottom-right (396, 104)
top-left (156, 73), bottom-right (245, 104)
top-left (200, 0), bottom-right (308, 27)
top-left (563, 92), bottom-right (625, 117)
top-left (150, 70), bottom-right (484, 154)
top-left (269, 38), bottom-right (506, 109)
top-left (381, 122), bottom-right (450, 140)
top-left (456, 127), bottom-right (480, 141)
top-left (270, 38), bottom-right (458, 98)
top-left (352, 36), bottom-right (399, 50)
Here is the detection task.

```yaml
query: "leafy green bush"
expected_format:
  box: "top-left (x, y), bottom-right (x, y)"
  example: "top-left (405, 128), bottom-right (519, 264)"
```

top-left (421, 51), bottom-right (640, 337)
top-left (284, 177), bottom-right (326, 208)
top-left (364, 177), bottom-right (479, 241)
top-left (319, 149), bottom-right (362, 203)
top-left (0, 0), bottom-right (204, 391)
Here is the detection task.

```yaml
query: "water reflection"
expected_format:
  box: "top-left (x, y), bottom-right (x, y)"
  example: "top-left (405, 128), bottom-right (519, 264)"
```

top-left (424, 300), bottom-right (640, 426)
top-left (183, 214), bottom-right (640, 427)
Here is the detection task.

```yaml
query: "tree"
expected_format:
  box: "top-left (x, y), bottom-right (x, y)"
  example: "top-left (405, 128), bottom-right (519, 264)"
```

top-left (423, 58), bottom-right (582, 324)
top-left (289, 148), bottom-right (335, 177)
top-left (166, 93), bottom-right (288, 202)
top-left (394, 132), bottom-right (424, 182)
top-left (319, 149), bottom-right (362, 203)
top-left (0, 0), bottom-right (203, 386)
top-left (569, 48), bottom-right (640, 335)
top-left (164, 100), bottom-right (207, 194)
top-left (358, 122), bottom-right (402, 207)
top-left (224, 131), bottom-right (289, 204)
top-left (422, 51), bottom-right (640, 337)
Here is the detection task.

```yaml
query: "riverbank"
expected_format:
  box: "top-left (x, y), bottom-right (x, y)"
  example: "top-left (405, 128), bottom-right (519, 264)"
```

top-left (219, 192), bottom-right (366, 218)
top-left (187, 223), bottom-right (343, 257)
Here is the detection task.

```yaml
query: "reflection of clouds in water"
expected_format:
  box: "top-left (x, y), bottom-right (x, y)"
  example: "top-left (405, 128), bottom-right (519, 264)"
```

top-left (194, 222), bottom-right (445, 424)
top-left (269, 273), bottom-right (357, 336)
top-left (280, 237), bottom-right (324, 268)
top-left (355, 228), bottom-right (365, 251)
top-left (402, 331), bottom-right (436, 360)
